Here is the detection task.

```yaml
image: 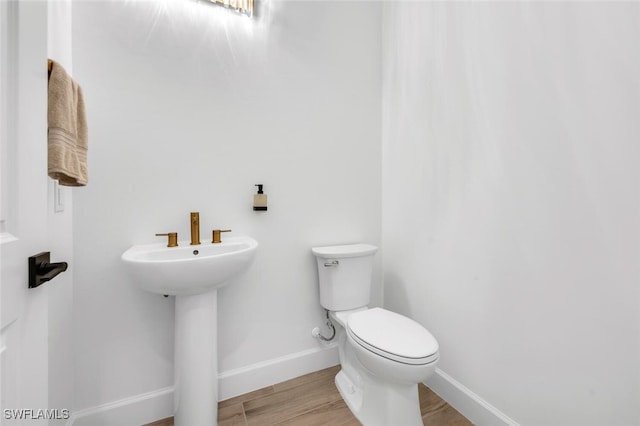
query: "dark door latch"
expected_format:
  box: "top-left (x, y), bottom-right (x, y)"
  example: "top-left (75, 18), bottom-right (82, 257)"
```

top-left (28, 252), bottom-right (68, 288)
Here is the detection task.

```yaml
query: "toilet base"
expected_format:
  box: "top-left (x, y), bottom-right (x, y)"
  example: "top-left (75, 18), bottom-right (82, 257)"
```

top-left (335, 368), bottom-right (424, 426)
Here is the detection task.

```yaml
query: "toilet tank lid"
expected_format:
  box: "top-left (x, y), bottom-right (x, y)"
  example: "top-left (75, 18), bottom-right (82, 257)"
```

top-left (312, 243), bottom-right (378, 259)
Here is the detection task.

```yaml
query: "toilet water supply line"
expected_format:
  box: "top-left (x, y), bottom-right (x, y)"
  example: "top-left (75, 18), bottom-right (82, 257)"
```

top-left (312, 309), bottom-right (336, 341)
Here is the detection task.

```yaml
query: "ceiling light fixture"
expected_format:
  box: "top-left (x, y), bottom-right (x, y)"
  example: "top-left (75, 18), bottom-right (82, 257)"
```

top-left (204, 0), bottom-right (253, 18)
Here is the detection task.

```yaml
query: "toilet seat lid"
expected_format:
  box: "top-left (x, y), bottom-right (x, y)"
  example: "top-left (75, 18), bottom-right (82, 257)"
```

top-left (347, 308), bottom-right (439, 365)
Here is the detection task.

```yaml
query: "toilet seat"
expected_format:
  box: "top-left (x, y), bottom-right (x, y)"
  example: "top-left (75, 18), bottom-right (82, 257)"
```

top-left (347, 308), bottom-right (439, 365)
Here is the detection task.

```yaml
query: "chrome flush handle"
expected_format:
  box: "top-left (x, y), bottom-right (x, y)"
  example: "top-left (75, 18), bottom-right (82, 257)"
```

top-left (324, 260), bottom-right (339, 267)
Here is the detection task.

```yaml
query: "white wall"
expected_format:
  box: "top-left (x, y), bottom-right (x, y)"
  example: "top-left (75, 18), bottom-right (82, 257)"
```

top-left (71, 0), bottom-right (381, 415)
top-left (382, 2), bottom-right (639, 425)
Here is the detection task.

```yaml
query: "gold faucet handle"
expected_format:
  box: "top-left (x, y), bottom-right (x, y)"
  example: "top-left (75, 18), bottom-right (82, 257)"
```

top-left (211, 229), bottom-right (232, 244)
top-left (156, 232), bottom-right (178, 247)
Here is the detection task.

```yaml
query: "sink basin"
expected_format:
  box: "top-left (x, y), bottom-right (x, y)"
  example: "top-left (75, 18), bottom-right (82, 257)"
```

top-left (122, 235), bottom-right (258, 295)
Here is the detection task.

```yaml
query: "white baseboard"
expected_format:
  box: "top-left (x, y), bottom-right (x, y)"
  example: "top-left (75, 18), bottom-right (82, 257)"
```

top-left (219, 343), bottom-right (339, 400)
top-left (68, 344), bottom-right (339, 425)
top-left (67, 386), bottom-right (173, 426)
top-left (426, 368), bottom-right (520, 426)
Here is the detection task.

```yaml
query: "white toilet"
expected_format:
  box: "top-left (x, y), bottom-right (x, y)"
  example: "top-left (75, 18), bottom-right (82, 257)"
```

top-left (312, 243), bottom-right (439, 426)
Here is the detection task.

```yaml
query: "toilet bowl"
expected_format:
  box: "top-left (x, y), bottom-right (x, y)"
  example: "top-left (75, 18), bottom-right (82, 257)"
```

top-left (312, 244), bottom-right (440, 426)
top-left (347, 308), bottom-right (439, 383)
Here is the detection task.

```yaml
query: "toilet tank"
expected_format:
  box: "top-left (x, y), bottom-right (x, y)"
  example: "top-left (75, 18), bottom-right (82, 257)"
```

top-left (311, 243), bottom-right (378, 311)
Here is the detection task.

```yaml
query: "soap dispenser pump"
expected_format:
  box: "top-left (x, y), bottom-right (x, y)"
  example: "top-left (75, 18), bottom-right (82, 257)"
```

top-left (253, 184), bottom-right (267, 211)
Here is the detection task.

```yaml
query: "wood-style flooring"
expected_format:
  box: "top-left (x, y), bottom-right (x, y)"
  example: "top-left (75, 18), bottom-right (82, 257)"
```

top-left (144, 365), bottom-right (473, 425)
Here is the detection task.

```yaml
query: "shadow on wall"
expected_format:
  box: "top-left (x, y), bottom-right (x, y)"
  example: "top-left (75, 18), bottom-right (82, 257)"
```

top-left (383, 272), bottom-right (411, 316)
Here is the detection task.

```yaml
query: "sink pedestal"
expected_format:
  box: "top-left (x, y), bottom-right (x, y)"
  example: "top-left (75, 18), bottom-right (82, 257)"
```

top-left (174, 289), bottom-right (218, 425)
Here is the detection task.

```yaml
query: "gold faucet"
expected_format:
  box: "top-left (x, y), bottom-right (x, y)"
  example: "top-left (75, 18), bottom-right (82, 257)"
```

top-left (156, 232), bottom-right (178, 247)
top-left (190, 212), bottom-right (201, 245)
top-left (212, 229), bottom-right (232, 244)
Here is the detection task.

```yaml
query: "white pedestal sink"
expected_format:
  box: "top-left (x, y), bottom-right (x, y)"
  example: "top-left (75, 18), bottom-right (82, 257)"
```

top-left (122, 236), bottom-right (258, 425)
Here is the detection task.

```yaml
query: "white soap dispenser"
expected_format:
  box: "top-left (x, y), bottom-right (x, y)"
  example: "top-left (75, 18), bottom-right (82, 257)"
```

top-left (253, 184), bottom-right (267, 211)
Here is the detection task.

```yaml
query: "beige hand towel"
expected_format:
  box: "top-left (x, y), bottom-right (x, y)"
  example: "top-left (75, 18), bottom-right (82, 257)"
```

top-left (48, 59), bottom-right (88, 186)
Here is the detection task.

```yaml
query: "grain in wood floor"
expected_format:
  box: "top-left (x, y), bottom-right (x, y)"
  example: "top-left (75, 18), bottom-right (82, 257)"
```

top-left (144, 365), bottom-right (472, 425)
